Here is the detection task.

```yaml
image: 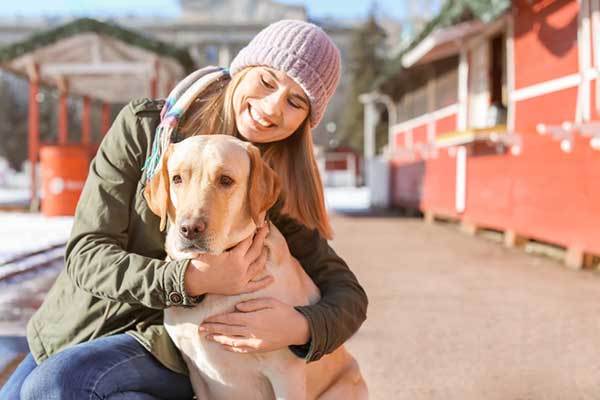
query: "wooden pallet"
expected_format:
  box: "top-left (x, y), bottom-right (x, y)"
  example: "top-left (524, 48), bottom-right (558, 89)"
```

top-left (424, 210), bottom-right (461, 225)
top-left (564, 248), bottom-right (599, 270)
top-left (423, 211), bottom-right (599, 270)
top-left (475, 226), bottom-right (597, 270)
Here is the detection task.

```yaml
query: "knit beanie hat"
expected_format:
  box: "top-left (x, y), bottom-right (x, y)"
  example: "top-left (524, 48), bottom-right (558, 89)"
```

top-left (230, 19), bottom-right (341, 128)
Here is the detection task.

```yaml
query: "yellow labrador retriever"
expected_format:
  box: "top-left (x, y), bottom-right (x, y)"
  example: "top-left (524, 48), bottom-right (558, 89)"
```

top-left (144, 135), bottom-right (367, 399)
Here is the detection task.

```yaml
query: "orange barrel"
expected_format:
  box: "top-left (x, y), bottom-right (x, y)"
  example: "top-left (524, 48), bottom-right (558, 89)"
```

top-left (40, 145), bottom-right (90, 216)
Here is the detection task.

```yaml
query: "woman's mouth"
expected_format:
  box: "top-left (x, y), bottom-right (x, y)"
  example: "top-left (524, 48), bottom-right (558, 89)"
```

top-left (248, 104), bottom-right (275, 128)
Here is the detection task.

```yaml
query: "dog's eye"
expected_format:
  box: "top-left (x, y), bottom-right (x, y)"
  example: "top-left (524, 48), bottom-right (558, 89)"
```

top-left (219, 175), bottom-right (234, 187)
top-left (172, 175), bottom-right (182, 185)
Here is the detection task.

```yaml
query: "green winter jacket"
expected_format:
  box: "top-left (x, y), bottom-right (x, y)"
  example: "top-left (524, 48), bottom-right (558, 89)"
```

top-left (26, 98), bottom-right (368, 374)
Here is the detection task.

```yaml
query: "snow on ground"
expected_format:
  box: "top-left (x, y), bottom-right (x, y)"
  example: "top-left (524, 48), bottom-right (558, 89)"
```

top-left (324, 186), bottom-right (371, 212)
top-left (0, 213), bottom-right (73, 263)
top-left (0, 163), bottom-right (72, 261)
top-left (0, 188), bottom-right (29, 206)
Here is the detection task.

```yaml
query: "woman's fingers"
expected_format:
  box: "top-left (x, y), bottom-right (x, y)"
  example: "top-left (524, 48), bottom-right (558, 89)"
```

top-left (240, 275), bottom-right (273, 294)
top-left (244, 225), bottom-right (269, 263)
top-left (231, 234), bottom-right (253, 257)
top-left (224, 346), bottom-right (254, 353)
top-left (199, 322), bottom-right (248, 337)
top-left (235, 297), bottom-right (277, 312)
top-left (247, 247), bottom-right (268, 279)
top-left (204, 312), bottom-right (246, 326)
top-left (207, 334), bottom-right (262, 350)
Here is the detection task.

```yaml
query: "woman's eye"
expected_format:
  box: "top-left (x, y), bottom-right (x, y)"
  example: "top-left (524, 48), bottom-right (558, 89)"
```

top-left (219, 175), bottom-right (234, 187)
top-left (260, 75), bottom-right (274, 89)
top-left (172, 175), bottom-right (182, 184)
top-left (288, 99), bottom-right (301, 109)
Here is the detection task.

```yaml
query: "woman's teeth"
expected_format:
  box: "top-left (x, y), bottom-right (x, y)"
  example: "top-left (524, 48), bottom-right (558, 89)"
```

top-left (249, 106), bottom-right (272, 127)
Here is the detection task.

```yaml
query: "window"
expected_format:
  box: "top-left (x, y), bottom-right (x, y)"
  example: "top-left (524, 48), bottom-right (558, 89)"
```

top-left (468, 33), bottom-right (507, 129)
top-left (489, 33), bottom-right (507, 109)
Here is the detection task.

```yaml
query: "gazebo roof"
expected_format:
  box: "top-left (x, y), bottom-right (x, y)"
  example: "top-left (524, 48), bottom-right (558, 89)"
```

top-left (0, 18), bottom-right (195, 102)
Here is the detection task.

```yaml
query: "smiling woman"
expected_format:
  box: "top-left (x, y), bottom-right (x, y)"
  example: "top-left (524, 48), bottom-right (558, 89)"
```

top-left (0, 19), bottom-right (368, 400)
top-left (233, 67), bottom-right (310, 143)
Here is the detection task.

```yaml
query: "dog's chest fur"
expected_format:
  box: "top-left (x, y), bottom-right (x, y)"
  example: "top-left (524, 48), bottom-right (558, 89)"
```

top-left (164, 226), bottom-right (320, 399)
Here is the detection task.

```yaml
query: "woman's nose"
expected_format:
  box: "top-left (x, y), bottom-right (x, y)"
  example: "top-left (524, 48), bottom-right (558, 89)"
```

top-left (261, 90), bottom-right (285, 119)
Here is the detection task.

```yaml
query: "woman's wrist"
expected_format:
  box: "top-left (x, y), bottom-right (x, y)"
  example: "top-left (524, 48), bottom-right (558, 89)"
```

top-left (184, 259), bottom-right (208, 297)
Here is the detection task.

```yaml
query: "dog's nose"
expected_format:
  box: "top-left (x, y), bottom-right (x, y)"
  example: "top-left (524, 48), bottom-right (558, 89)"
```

top-left (179, 219), bottom-right (206, 240)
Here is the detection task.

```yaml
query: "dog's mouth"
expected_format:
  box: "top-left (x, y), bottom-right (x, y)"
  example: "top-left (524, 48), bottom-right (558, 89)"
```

top-left (175, 235), bottom-right (214, 254)
top-left (177, 243), bottom-right (210, 253)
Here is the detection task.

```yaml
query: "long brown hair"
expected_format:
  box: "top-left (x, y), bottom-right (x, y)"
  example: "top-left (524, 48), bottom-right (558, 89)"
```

top-left (178, 67), bottom-right (333, 239)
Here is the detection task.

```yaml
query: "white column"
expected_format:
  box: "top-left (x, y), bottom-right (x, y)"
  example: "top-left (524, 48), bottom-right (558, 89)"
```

top-left (458, 49), bottom-right (469, 131)
top-left (363, 101), bottom-right (378, 160)
top-left (578, 0), bottom-right (592, 122)
top-left (218, 44), bottom-right (232, 67)
top-left (363, 100), bottom-right (380, 187)
top-left (455, 146), bottom-right (467, 213)
top-left (591, 0), bottom-right (600, 111)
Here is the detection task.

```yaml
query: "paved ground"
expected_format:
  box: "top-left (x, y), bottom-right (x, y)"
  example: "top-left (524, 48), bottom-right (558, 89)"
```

top-left (333, 213), bottom-right (600, 400)
top-left (2, 212), bottom-right (600, 399)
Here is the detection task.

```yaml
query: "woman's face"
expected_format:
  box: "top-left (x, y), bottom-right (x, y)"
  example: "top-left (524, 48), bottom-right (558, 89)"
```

top-left (232, 67), bottom-right (310, 143)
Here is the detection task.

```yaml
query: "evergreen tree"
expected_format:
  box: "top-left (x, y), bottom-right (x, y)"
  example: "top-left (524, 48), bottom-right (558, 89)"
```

top-left (0, 72), bottom-right (29, 170)
top-left (338, 13), bottom-right (386, 152)
top-left (0, 71), bottom-right (84, 171)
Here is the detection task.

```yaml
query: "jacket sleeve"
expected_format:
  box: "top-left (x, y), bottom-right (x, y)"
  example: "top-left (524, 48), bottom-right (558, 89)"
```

top-left (64, 101), bottom-right (194, 309)
top-left (269, 208), bottom-right (368, 363)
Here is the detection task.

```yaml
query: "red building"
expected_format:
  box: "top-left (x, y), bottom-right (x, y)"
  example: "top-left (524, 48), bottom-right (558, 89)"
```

top-left (371, 0), bottom-right (599, 268)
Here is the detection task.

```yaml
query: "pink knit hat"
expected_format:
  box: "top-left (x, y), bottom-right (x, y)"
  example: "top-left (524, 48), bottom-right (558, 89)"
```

top-left (230, 19), bottom-right (341, 128)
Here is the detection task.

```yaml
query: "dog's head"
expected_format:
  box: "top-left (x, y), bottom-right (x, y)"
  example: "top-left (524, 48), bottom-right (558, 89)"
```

top-left (143, 135), bottom-right (280, 256)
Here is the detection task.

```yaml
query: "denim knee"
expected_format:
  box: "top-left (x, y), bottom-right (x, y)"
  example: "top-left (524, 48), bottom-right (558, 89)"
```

top-left (18, 334), bottom-right (192, 400)
top-left (20, 350), bottom-right (99, 400)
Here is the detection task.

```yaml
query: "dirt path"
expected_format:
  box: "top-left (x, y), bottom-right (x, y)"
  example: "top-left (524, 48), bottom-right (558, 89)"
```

top-left (332, 214), bottom-right (600, 400)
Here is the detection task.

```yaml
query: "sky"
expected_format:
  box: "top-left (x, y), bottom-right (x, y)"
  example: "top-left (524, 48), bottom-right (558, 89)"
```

top-left (0, 0), bottom-right (413, 21)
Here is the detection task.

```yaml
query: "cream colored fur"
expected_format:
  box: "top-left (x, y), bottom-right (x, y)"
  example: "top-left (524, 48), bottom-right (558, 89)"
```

top-left (144, 135), bottom-right (367, 399)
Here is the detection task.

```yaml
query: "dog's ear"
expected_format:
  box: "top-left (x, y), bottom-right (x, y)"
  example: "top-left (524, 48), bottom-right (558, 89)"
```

top-left (246, 144), bottom-right (281, 225)
top-left (143, 146), bottom-right (172, 232)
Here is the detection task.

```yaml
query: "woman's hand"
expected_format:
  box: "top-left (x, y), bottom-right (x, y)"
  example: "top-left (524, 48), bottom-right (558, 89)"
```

top-left (184, 225), bottom-right (273, 296)
top-left (199, 297), bottom-right (311, 353)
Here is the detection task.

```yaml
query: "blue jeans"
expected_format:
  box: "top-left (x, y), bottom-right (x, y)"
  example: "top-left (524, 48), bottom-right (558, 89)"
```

top-left (0, 334), bottom-right (194, 400)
